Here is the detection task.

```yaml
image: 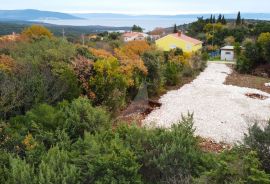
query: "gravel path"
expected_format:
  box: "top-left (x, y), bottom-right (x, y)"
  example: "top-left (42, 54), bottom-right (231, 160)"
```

top-left (143, 63), bottom-right (270, 144)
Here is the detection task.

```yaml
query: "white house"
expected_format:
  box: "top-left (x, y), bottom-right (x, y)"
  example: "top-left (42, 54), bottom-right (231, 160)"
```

top-left (220, 46), bottom-right (235, 61)
top-left (122, 32), bottom-right (149, 42)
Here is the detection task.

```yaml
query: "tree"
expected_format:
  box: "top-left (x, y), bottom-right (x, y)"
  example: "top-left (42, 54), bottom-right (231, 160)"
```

top-left (22, 25), bottom-right (53, 40)
top-left (114, 40), bottom-right (149, 88)
top-left (258, 32), bottom-right (270, 63)
top-left (236, 11), bottom-right (242, 25)
top-left (62, 97), bottom-right (111, 140)
top-left (245, 121), bottom-right (270, 173)
top-left (217, 14), bottom-right (222, 23)
top-left (0, 38), bottom-right (80, 118)
top-left (173, 24), bottom-right (178, 33)
top-left (224, 36), bottom-right (235, 45)
top-left (90, 57), bottom-right (129, 111)
top-left (131, 25), bottom-right (143, 32)
top-left (38, 146), bottom-right (79, 184)
top-left (7, 156), bottom-right (35, 184)
top-left (72, 132), bottom-right (142, 183)
top-left (142, 50), bottom-right (165, 95)
top-left (72, 56), bottom-right (94, 98)
top-left (221, 15), bottom-right (227, 25)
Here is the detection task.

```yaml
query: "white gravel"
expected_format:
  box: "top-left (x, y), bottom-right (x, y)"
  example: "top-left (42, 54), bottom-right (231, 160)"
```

top-left (143, 63), bottom-right (270, 144)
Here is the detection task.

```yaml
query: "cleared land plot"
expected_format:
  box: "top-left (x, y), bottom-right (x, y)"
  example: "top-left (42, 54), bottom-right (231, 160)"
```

top-left (143, 63), bottom-right (270, 144)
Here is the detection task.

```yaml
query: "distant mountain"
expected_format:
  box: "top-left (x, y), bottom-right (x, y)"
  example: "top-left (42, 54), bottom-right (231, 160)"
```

top-left (0, 9), bottom-right (82, 21)
top-left (73, 13), bottom-right (270, 20)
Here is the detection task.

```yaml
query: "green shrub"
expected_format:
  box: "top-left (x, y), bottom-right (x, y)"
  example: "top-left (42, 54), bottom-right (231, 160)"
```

top-left (90, 57), bottom-right (129, 111)
top-left (7, 156), bottom-right (35, 184)
top-left (115, 115), bottom-right (208, 183)
top-left (195, 148), bottom-right (270, 184)
top-left (236, 55), bottom-right (253, 73)
top-left (142, 50), bottom-right (165, 96)
top-left (72, 132), bottom-right (142, 183)
top-left (62, 97), bottom-right (111, 140)
top-left (182, 65), bottom-right (194, 77)
top-left (164, 61), bottom-right (183, 85)
top-left (0, 150), bottom-right (10, 184)
top-left (244, 121), bottom-right (270, 173)
top-left (201, 52), bottom-right (209, 61)
top-left (38, 146), bottom-right (79, 184)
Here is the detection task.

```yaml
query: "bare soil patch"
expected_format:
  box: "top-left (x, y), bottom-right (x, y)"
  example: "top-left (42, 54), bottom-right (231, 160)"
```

top-left (245, 93), bottom-right (269, 100)
top-left (225, 69), bottom-right (270, 94)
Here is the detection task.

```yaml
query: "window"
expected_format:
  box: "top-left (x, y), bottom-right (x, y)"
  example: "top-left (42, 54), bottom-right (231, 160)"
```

top-left (225, 52), bottom-right (231, 55)
top-left (186, 44), bottom-right (192, 51)
top-left (170, 45), bottom-right (176, 49)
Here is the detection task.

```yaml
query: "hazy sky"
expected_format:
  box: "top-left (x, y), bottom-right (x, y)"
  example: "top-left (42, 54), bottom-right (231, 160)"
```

top-left (0, 0), bottom-right (269, 15)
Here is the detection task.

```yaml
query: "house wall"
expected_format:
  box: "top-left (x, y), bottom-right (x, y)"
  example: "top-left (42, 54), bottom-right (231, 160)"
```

top-left (221, 50), bottom-right (234, 61)
top-left (155, 35), bottom-right (202, 52)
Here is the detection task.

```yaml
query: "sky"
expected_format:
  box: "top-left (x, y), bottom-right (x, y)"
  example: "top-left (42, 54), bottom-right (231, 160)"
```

top-left (0, 0), bottom-right (269, 15)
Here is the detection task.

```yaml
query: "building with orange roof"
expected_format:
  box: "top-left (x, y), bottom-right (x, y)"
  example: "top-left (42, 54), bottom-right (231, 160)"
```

top-left (122, 32), bottom-right (149, 42)
top-left (155, 32), bottom-right (202, 52)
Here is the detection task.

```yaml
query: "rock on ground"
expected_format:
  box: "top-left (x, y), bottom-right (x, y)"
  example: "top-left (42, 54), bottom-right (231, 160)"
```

top-left (143, 63), bottom-right (270, 144)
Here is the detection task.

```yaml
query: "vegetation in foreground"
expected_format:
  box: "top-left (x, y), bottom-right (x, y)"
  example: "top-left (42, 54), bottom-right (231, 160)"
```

top-left (1, 97), bottom-right (270, 183)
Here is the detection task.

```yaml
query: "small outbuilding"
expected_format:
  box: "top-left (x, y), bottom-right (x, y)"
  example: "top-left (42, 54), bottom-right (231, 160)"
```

top-left (220, 46), bottom-right (235, 61)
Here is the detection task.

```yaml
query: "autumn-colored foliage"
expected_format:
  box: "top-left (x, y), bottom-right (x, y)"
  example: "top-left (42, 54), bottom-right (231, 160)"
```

top-left (72, 56), bottom-right (95, 99)
top-left (0, 54), bottom-right (17, 72)
top-left (23, 133), bottom-right (37, 151)
top-left (114, 41), bottom-right (150, 86)
top-left (89, 48), bottom-right (113, 59)
top-left (22, 25), bottom-right (53, 40)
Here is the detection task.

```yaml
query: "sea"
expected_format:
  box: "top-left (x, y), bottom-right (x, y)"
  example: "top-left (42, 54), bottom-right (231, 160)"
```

top-left (38, 18), bottom-right (197, 31)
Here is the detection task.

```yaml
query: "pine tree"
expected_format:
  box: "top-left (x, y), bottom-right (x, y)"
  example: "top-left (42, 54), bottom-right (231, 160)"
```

top-left (210, 14), bottom-right (213, 23)
top-left (38, 146), bottom-right (79, 184)
top-left (173, 24), bottom-right (178, 33)
top-left (236, 11), bottom-right (241, 25)
top-left (221, 15), bottom-right (227, 24)
top-left (213, 15), bottom-right (216, 23)
top-left (7, 157), bottom-right (35, 184)
top-left (217, 14), bottom-right (222, 23)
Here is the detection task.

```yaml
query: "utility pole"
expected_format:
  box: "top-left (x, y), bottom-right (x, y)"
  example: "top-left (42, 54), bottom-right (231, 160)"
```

top-left (82, 33), bottom-right (85, 46)
top-left (212, 23), bottom-right (214, 48)
top-left (62, 28), bottom-right (65, 39)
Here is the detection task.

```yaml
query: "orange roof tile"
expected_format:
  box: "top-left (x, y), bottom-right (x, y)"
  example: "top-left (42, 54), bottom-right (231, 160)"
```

top-left (171, 33), bottom-right (202, 45)
top-left (122, 32), bottom-right (140, 37)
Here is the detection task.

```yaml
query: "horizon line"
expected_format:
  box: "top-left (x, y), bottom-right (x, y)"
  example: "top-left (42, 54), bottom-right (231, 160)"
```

top-left (1, 9), bottom-right (270, 16)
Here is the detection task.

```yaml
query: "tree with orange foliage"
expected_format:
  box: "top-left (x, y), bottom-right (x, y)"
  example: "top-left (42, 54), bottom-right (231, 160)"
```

top-left (89, 48), bottom-right (113, 59)
top-left (22, 25), bottom-right (53, 40)
top-left (114, 40), bottom-right (150, 87)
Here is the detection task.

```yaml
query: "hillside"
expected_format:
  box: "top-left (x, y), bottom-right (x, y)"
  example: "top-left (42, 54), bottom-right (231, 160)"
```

top-left (0, 9), bottom-right (82, 21)
top-left (0, 21), bottom-right (130, 37)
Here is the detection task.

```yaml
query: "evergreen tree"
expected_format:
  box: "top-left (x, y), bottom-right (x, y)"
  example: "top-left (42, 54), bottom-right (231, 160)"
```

top-left (210, 14), bottom-right (213, 23)
top-left (236, 11), bottom-right (242, 25)
top-left (7, 157), bottom-right (35, 184)
top-left (217, 14), bottom-right (222, 23)
top-left (221, 15), bottom-right (227, 24)
top-left (131, 25), bottom-right (143, 32)
top-left (38, 146), bottom-right (79, 184)
top-left (213, 15), bottom-right (216, 23)
top-left (173, 24), bottom-right (178, 33)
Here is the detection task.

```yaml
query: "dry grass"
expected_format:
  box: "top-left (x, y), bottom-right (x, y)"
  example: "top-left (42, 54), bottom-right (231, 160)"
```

top-left (225, 69), bottom-right (270, 94)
